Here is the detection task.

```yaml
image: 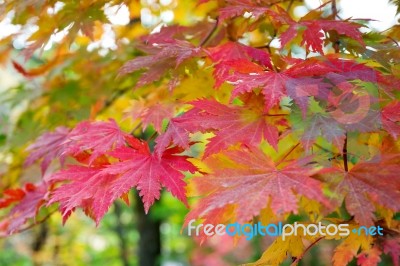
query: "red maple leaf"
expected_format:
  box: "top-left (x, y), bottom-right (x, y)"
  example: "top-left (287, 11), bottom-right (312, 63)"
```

top-left (141, 22), bottom-right (220, 46)
top-left (25, 126), bottom-right (70, 173)
top-left (0, 186), bottom-right (27, 209)
top-left (218, 0), bottom-right (271, 23)
top-left (183, 95), bottom-right (283, 157)
top-left (128, 101), bottom-right (175, 133)
top-left (154, 105), bottom-right (226, 156)
top-left (104, 145), bottom-right (197, 213)
top-left (154, 120), bottom-right (191, 158)
top-left (63, 119), bottom-right (129, 165)
top-left (219, 56), bottom-right (384, 117)
top-left (382, 101), bottom-right (400, 139)
top-left (0, 182), bottom-right (48, 234)
top-left (185, 147), bottom-right (329, 224)
top-left (320, 154), bottom-right (400, 226)
top-left (383, 238), bottom-right (400, 266)
top-left (48, 165), bottom-right (121, 224)
top-left (208, 41), bottom-right (271, 88)
top-left (225, 59), bottom-right (330, 113)
top-left (269, 6), bottom-right (364, 54)
top-left (119, 40), bottom-right (203, 89)
top-left (357, 247), bottom-right (382, 266)
top-left (49, 142), bottom-right (197, 224)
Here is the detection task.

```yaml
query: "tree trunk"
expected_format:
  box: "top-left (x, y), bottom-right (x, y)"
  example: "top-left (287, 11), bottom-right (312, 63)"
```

top-left (114, 202), bottom-right (130, 266)
top-left (135, 192), bottom-right (161, 266)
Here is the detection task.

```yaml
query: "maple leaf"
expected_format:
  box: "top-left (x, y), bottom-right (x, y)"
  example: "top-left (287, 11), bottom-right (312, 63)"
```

top-left (332, 230), bottom-right (372, 266)
top-left (142, 22), bottom-right (219, 46)
top-left (269, 6), bottom-right (364, 54)
top-left (300, 113), bottom-right (346, 150)
top-left (382, 101), bottom-right (400, 139)
top-left (155, 93), bottom-right (285, 157)
top-left (48, 165), bottom-right (121, 225)
top-left (223, 56), bottom-right (385, 118)
top-left (119, 40), bottom-right (203, 89)
top-left (291, 94), bottom-right (379, 150)
top-left (104, 145), bottom-right (197, 213)
top-left (208, 41), bottom-right (271, 88)
top-left (153, 102), bottom-right (231, 157)
top-left (185, 147), bottom-right (328, 224)
top-left (0, 186), bottom-right (27, 209)
top-left (187, 95), bottom-right (283, 156)
top-left (138, 103), bottom-right (175, 133)
top-left (0, 183), bottom-right (48, 234)
top-left (357, 247), bottom-right (382, 266)
top-left (218, 0), bottom-right (272, 23)
top-left (243, 232), bottom-right (305, 266)
top-left (321, 154), bottom-right (400, 227)
top-left (226, 61), bottom-right (329, 113)
top-left (63, 119), bottom-right (128, 165)
top-left (128, 100), bottom-right (175, 133)
top-left (383, 238), bottom-right (400, 266)
top-left (154, 120), bottom-right (191, 158)
top-left (25, 126), bottom-right (70, 173)
top-left (18, 1), bottom-right (108, 59)
top-left (221, 57), bottom-right (344, 113)
top-left (47, 135), bottom-right (149, 224)
top-left (321, 57), bottom-right (380, 85)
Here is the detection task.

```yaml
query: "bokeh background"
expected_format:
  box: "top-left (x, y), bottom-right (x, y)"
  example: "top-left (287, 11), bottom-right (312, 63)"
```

top-left (0, 0), bottom-right (398, 265)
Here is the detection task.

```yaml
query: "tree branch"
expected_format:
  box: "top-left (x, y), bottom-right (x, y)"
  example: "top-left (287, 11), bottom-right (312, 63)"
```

top-left (98, 86), bottom-right (131, 116)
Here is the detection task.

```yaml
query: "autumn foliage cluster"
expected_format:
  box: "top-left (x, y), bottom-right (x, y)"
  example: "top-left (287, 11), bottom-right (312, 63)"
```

top-left (0, 0), bottom-right (400, 265)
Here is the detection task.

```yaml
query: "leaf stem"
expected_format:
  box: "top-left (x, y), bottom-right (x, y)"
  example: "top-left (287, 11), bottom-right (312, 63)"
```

top-left (199, 17), bottom-right (219, 47)
top-left (287, 0), bottom-right (294, 12)
top-left (331, 0), bottom-right (338, 18)
top-left (263, 113), bottom-right (288, 117)
top-left (343, 133), bottom-right (348, 172)
top-left (130, 122), bottom-right (143, 135)
top-left (147, 131), bottom-right (158, 142)
top-left (98, 86), bottom-right (131, 116)
top-left (331, 0), bottom-right (341, 52)
top-left (276, 143), bottom-right (300, 166)
top-left (290, 236), bottom-right (325, 266)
